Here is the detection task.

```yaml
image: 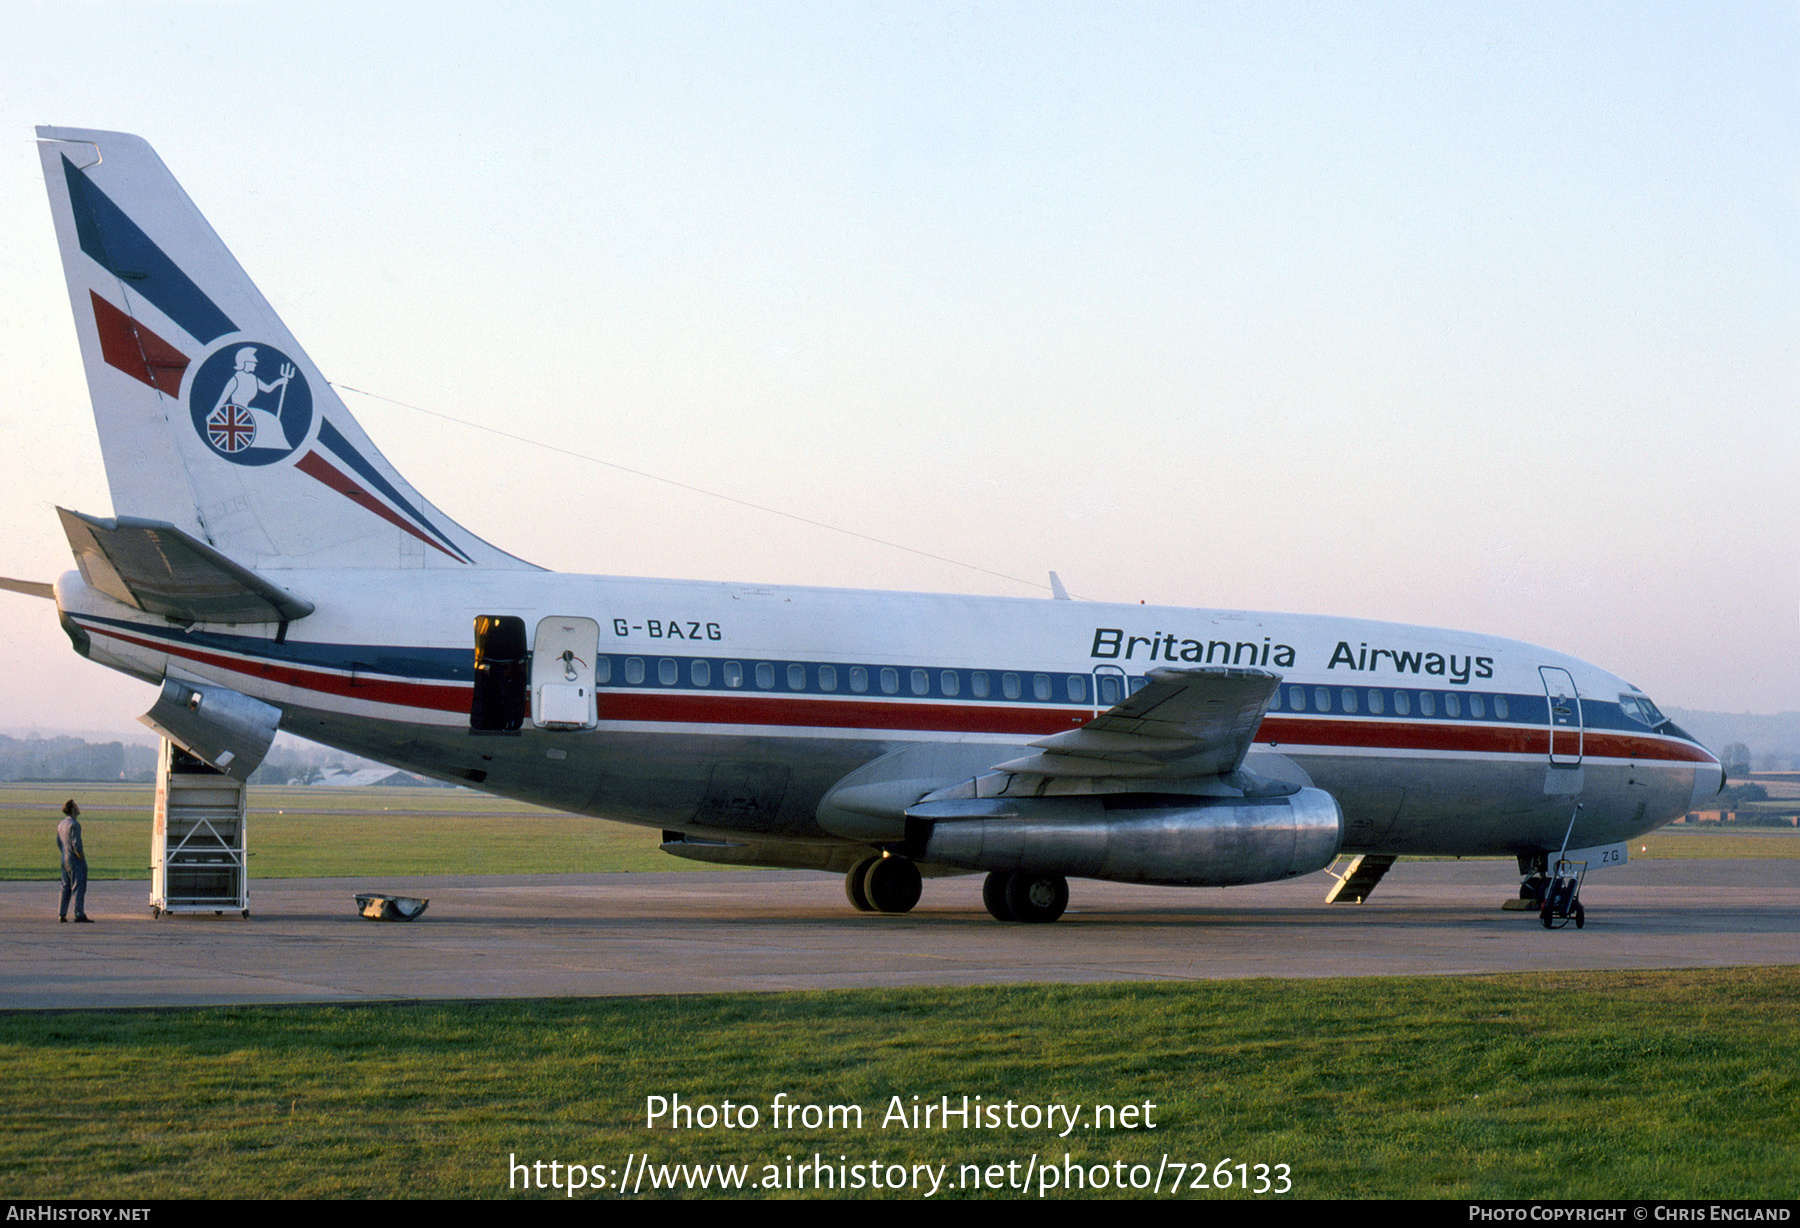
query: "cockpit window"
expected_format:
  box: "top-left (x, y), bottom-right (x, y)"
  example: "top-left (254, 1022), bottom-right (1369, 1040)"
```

top-left (1619, 693), bottom-right (1667, 728)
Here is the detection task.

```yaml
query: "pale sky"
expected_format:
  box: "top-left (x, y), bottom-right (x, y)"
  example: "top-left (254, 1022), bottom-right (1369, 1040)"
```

top-left (1, 1), bottom-right (1795, 739)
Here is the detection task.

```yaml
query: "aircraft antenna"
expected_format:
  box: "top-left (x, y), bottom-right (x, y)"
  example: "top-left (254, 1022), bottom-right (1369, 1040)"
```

top-left (335, 384), bottom-right (1080, 597)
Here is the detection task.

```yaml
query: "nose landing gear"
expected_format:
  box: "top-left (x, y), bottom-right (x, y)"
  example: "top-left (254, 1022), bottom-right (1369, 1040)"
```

top-left (981, 872), bottom-right (1069, 923)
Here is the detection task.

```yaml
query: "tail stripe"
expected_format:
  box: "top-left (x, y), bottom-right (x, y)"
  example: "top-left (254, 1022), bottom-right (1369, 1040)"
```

top-left (89, 291), bottom-right (190, 395)
top-left (314, 420), bottom-right (472, 561)
top-left (294, 449), bottom-right (468, 561)
top-left (61, 155), bottom-right (236, 344)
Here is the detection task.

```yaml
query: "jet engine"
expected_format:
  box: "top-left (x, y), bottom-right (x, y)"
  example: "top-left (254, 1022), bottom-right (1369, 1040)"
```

top-left (139, 675), bottom-right (283, 781)
top-left (907, 788), bottom-right (1343, 888)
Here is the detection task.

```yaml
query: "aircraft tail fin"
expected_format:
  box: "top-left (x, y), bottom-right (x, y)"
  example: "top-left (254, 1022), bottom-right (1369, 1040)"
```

top-left (36, 127), bottom-right (534, 573)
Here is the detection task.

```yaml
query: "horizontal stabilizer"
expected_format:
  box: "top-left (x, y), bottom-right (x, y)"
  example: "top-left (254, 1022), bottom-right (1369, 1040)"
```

top-left (58, 507), bottom-right (313, 624)
top-left (0, 577), bottom-right (55, 600)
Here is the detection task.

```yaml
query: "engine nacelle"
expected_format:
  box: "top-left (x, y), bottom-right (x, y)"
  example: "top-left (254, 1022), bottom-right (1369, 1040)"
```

top-left (138, 675), bottom-right (282, 781)
top-left (909, 788), bottom-right (1343, 887)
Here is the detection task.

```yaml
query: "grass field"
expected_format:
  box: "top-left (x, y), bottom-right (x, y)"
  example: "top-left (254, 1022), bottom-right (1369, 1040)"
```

top-left (0, 783), bottom-right (696, 878)
top-left (3, 969), bottom-right (1796, 1199)
top-left (5, 782), bottom-right (1797, 882)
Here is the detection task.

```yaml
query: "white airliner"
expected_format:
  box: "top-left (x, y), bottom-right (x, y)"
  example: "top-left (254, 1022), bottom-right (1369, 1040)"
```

top-left (19, 127), bottom-right (1722, 922)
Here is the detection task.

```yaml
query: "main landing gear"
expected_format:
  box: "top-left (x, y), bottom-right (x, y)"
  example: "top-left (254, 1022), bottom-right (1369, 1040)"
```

top-left (982, 872), bottom-right (1069, 924)
top-left (842, 858), bottom-right (1072, 923)
top-left (845, 855), bottom-right (922, 915)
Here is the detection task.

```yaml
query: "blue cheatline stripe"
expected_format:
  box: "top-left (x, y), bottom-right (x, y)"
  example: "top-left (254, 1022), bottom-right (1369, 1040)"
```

top-left (62, 155), bottom-right (236, 345)
top-left (78, 613), bottom-right (472, 682)
top-left (73, 613), bottom-right (1681, 740)
top-left (315, 419), bottom-right (470, 561)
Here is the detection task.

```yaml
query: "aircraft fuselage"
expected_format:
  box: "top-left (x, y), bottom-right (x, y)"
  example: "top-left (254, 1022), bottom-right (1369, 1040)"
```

top-left (55, 566), bottom-right (1720, 873)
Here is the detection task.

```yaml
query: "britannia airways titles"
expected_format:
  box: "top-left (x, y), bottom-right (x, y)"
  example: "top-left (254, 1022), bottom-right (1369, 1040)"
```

top-left (1091, 628), bottom-right (1495, 686)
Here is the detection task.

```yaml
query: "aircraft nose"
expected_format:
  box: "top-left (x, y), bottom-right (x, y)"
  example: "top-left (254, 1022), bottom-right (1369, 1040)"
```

top-left (1688, 757), bottom-right (1726, 812)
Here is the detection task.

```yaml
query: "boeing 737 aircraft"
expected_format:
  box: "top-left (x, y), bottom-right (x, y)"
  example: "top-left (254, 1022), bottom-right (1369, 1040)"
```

top-left (17, 127), bottom-right (1723, 922)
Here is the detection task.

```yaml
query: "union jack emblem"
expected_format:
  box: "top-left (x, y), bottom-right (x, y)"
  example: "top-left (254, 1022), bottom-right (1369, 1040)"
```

top-left (206, 403), bottom-right (256, 452)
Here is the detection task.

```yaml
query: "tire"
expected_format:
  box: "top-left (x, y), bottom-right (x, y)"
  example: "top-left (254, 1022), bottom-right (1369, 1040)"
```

top-left (863, 857), bottom-right (922, 914)
top-left (1573, 902), bottom-right (1585, 929)
top-left (982, 872), bottom-right (1014, 922)
top-left (845, 857), bottom-right (879, 912)
top-left (1540, 904), bottom-right (1554, 929)
top-left (1004, 873), bottom-right (1069, 924)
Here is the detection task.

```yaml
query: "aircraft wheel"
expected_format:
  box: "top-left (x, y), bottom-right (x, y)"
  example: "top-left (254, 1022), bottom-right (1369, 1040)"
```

top-left (1573, 902), bottom-right (1585, 929)
top-left (982, 872), bottom-right (1015, 922)
top-left (1004, 873), bottom-right (1068, 924)
top-left (845, 857), bottom-right (879, 912)
top-left (863, 856), bottom-right (921, 914)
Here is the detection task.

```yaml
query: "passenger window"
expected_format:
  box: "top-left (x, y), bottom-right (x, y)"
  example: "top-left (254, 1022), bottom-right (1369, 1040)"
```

top-left (690, 659), bottom-right (710, 687)
top-left (658, 658), bottom-right (677, 686)
top-left (1469, 695), bottom-right (1484, 718)
top-left (880, 668), bottom-right (899, 695)
top-left (1268, 687), bottom-right (1282, 711)
top-left (1495, 696), bottom-right (1509, 720)
top-left (595, 656), bottom-right (612, 684)
top-left (723, 661), bottom-right (743, 688)
top-left (1314, 687), bottom-right (1331, 713)
top-left (1340, 688), bottom-right (1357, 714)
top-left (940, 670), bottom-right (959, 697)
top-left (819, 665), bottom-right (838, 692)
top-left (1444, 693), bottom-right (1460, 717)
top-left (1392, 690), bottom-right (1410, 715)
top-left (1067, 676), bottom-right (1086, 703)
top-left (910, 668), bottom-right (929, 696)
top-left (850, 666), bottom-right (868, 693)
top-left (1003, 673), bottom-right (1022, 700)
top-left (787, 664), bottom-right (806, 690)
top-left (625, 657), bottom-right (645, 685)
top-left (970, 672), bottom-right (989, 698)
top-left (1419, 692), bottom-right (1435, 716)
top-left (755, 662), bottom-right (774, 689)
top-left (1288, 686), bottom-right (1306, 712)
top-left (1366, 688), bottom-right (1383, 715)
top-left (1098, 675), bottom-right (1120, 705)
top-left (1129, 676), bottom-right (1149, 694)
top-left (1033, 674), bottom-right (1052, 702)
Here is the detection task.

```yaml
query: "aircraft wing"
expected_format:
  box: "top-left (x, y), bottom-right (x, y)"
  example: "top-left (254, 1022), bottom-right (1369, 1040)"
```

top-left (992, 666), bottom-right (1281, 780)
top-left (58, 507), bottom-right (314, 624)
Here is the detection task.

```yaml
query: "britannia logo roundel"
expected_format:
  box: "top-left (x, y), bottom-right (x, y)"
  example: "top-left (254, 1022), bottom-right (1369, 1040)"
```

top-left (188, 343), bottom-right (313, 466)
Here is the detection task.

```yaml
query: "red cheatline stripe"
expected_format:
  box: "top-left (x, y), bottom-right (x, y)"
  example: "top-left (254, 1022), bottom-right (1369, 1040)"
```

top-left (90, 291), bottom-right (189, 395)
top-left (294, 450), bottom-right (463, 560)
top-left (79, 620), bottom-right (1719, 764)
top-left (1255, 716), bottom-right (1714, 764)
top-left (92, 624), bottom-right (469, 714)
top-left (600, 691), bottom-right (1088, 736)
top-left (579, 693), bottom-right (1712, 761)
